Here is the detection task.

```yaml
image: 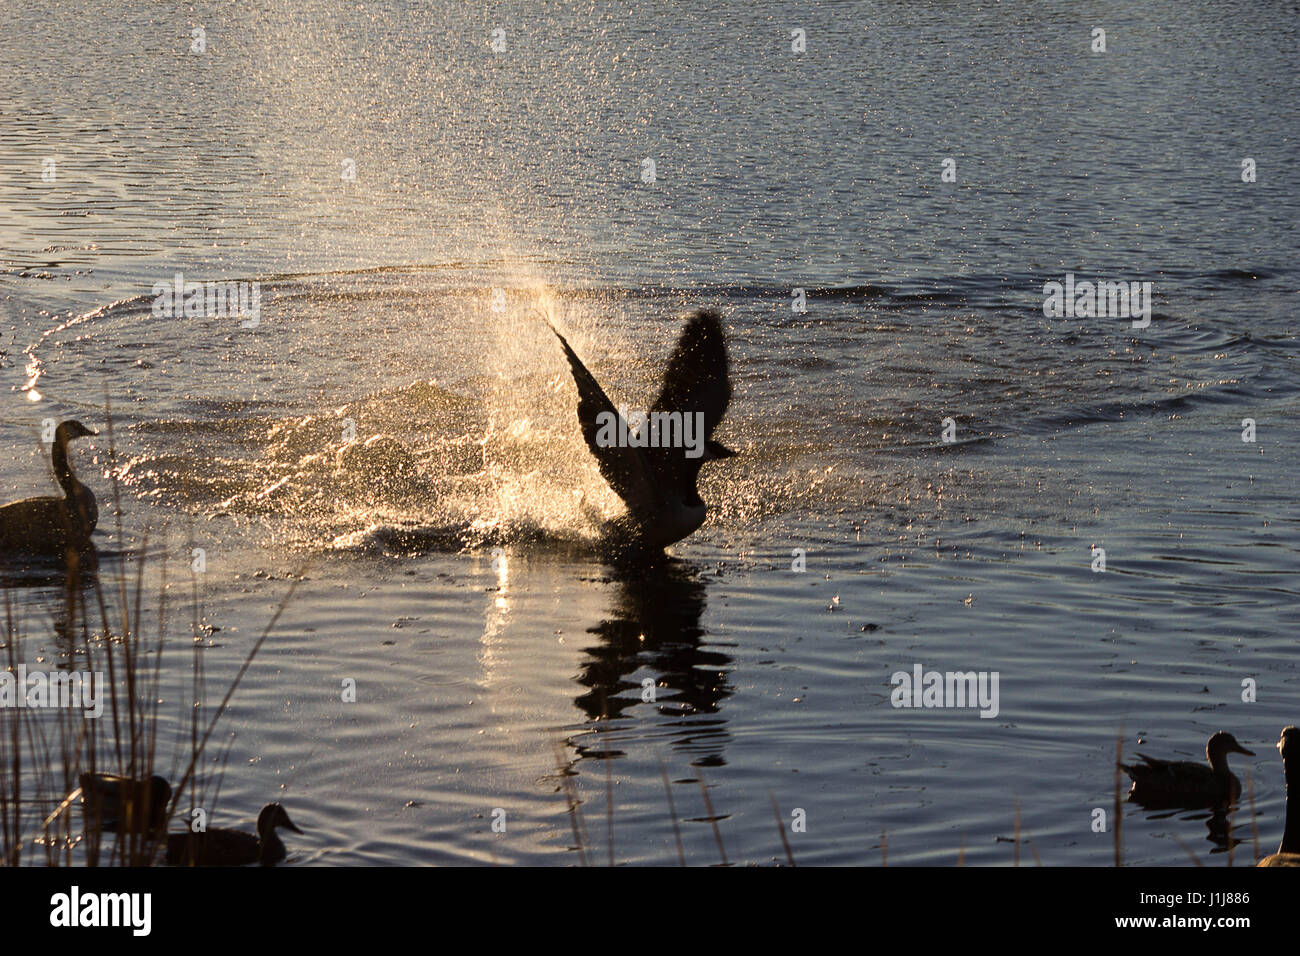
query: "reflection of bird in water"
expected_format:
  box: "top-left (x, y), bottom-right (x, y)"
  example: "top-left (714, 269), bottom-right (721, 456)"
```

top-left (574, 563), bottom-right (732, 764)
top-left (1121, 731), bottom-right (1254, 808)
top-left (0, 420), bottom-right (98, 558)
top-left (1259, 726), bottom-right (1300, 866)
top-left (545, 310), bottom-right (736, 557)
top-left (166, 803), bottom-right (302, 867)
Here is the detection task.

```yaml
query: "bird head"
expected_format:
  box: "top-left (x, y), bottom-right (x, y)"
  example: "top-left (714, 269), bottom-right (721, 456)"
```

top-left (1279, 726), bottom-right (1298, 760)
top-left (1208, 731), bottom-right (1254, 760)
top-left (259, 802), bottom-right (303, 836)
top-left (57, 420), bottom-right (97, 443)
top-left (147, 775), bottom-right (172, 808)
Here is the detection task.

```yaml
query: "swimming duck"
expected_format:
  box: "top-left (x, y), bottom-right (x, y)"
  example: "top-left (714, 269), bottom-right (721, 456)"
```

top-left (0, 420), bottom-right (98, 557)
top-left (41, 771), bottom-right (170, 835)
top-left (1121, 731), bottom-right (1254, 807)
top-left (78, 772), bottom-right (171, 834)
top-left (165, 803), bottom-right (302, 867)
top-left (1259, 726), bottom-right (1300, 866)
top-left (546, 310), bottom-right (736, 554)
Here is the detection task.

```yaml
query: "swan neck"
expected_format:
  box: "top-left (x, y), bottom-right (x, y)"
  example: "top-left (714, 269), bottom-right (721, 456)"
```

top-left (51, 433), bottom-right (79, 498)
top-left (1282, 752), bottom-right (1300, 854)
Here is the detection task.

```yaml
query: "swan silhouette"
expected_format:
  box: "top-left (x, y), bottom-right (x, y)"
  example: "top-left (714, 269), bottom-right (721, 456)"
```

top-left (0, 420), bottom-right (98, 558)
top-left (546, 310), bottom-right (736, 554)
top-left (1259, 726), bottom-right (1300, 866)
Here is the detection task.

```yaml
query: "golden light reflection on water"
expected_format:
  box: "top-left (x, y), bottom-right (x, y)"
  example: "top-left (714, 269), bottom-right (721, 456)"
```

top-left (477, 549), bottom-right (510, 693)
top-left (24, 354), bottom-right (42, 401)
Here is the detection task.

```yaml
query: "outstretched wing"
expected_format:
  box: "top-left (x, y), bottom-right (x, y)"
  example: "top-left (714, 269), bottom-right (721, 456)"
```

top-left (648, 310), bottom-right (732, 487)
top-left (546, 320), bottom-right (658, 518)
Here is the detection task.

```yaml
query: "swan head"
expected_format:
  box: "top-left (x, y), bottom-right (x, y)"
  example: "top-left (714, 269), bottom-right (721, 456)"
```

top-left (1279, 726), bottom-right (1298, 760)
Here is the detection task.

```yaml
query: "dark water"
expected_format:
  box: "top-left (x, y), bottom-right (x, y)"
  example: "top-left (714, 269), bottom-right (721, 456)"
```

top-left (1, 1), bottom-right (1297, 865)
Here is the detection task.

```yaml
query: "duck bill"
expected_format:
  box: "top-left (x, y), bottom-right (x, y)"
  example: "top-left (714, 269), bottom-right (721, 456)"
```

top-left (1232, 743), bottom-right (1255, 756)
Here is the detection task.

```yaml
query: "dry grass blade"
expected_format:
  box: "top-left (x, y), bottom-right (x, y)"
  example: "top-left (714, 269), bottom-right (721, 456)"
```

top-left (550, 737), bottom-right (588, 867)
top-left (603, 737), bottom-right (614, 868)
top-left (658, 758), bottom-right (684, 867)
top-left (696, 775), bottom-right (727, 866)
top-left (768, 792), bottom-right (795, 867)
top-left (1246, 769), bottom-right (1260, 865)
top-left (1171, 833), bottom-right (1204, 867)
top-left (1227, 804), bottom-right (1235, 867)
top-left (1114, 732), bottom-right (1124, 867)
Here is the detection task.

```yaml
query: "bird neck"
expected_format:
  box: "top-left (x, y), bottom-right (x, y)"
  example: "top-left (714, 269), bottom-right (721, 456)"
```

top-left (1207, 746), bottom-right (1233, 776)
top-left (258, 829), bottom-right (284, 865)
top-left (1282, 752), bottom-right (1300, 854)
top-left (680, 456), bottom-right (705, 507)
top-left (51, 433), bottom-right (81, 499)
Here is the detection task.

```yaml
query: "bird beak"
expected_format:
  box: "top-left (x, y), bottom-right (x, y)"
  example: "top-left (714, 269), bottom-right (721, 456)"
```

top-left (1233, 742), bottom-right (1255, 756)
top-left (705, 439), bottom-right (736, 460)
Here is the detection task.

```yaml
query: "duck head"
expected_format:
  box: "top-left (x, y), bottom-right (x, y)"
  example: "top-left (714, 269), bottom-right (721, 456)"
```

top-left (257, 802), bottom-right (303, 838)
top-left (146, 775), bottom-right (172, 809)
top-left (1207, 731), bottom-right (1254, 768)
top-left (131, 775), bottom-right (171, 830)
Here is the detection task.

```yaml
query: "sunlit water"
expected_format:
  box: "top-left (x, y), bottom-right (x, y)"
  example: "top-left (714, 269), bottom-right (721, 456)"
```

top-left (1, 1), bottom-right (1297, 865)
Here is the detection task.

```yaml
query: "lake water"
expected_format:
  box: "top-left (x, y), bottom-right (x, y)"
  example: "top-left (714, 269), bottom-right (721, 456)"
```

top-left (1, 0), bottom-right (1297, 865)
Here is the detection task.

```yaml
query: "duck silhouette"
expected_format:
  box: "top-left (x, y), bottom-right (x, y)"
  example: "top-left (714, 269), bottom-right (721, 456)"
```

top-left (165, 803), bottom-right (302, 867)
top-left (42, 771), bottom-right (171, 836)
top-left (1259, 726), bottom-right (1300, 866)
top-left (546, 310), bottom-right (736, 555)
top-left (0, 420), bottom-right (98, 558)
top-left (1121, 731), bottom-right (1254, 808)
top-left (79, 772), bottom-right (171, 834)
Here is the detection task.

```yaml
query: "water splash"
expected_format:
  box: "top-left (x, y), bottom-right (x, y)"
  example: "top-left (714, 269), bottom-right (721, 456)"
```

top-left (86, 273), bottom-right (639, 554)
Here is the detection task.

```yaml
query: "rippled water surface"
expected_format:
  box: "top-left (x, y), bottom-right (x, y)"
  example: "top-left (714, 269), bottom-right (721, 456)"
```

top-left (1, 1), bottom-right (1297, 865)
